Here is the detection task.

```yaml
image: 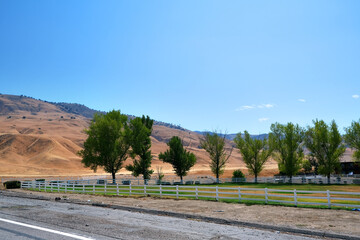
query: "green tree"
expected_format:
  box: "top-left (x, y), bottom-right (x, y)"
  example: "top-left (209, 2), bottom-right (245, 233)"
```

top-left (269, 122), bottom-right (304, 183)
top-left (305, 120), bottom-right (345, 184)
top-left (302, 159), bottom-right (313, 174)
top-left (78, 110), bottom-right (130, 183)
top-left (200, 132), bottom-right (232, 183)
top-left (126, 115), bottom-right (154, 182)
top-left (159, 136), bottom-right (197, 183)
top-left (156, 166), bottom-right (165, 182)
top-left (344, 119), bottom-right (360, 162)
top-left (234, 131), bottom-right (272, 183)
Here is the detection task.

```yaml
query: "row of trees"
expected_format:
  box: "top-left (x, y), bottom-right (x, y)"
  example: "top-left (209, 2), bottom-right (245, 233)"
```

top-left (79, 110), bottom-right (198, 183)
top-left (233, 120), bottom-right (360, 184)
top-left (79, 110), bottom-right (360, 184)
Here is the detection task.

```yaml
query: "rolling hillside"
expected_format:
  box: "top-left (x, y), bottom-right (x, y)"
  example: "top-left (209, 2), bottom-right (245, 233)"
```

top-left (4, 94), bottom-right (354, 178)
top-left (0, 94), bottom-right (266, 177)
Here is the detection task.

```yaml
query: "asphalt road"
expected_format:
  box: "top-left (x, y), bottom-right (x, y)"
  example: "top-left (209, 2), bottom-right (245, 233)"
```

top-left (0, 194), bottom-right (317, 240)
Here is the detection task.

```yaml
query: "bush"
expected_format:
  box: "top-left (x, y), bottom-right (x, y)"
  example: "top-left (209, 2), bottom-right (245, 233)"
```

top-left (36, 179), bottom-right (45, 182)
top-left (232, 169), bottom-right (245, 179)
top-left (232, 170), bottom-right (245, 183)
top-left (3, 181), bottom-right (21, 189)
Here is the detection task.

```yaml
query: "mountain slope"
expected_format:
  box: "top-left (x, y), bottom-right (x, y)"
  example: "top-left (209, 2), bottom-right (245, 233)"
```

top-left (0, 94), bottom-right (263, 177)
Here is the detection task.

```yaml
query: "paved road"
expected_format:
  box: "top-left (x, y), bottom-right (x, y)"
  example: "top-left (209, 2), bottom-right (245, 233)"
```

top-left (0, 195), bottom-right (317, 240)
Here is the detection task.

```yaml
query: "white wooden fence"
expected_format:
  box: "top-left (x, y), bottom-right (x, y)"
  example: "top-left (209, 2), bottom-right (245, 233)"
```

top-left (20, 181), bottom-right (360, 209)
top-left (4, 174), bottom-right (360, 185)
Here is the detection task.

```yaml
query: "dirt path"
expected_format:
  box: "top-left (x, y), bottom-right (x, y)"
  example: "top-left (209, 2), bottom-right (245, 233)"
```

top-left (5, 189), bottom-right (360, 238)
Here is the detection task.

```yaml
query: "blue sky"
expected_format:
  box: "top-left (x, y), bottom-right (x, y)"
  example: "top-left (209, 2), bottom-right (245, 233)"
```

top-left (1, 0), bottom-right (359, 134)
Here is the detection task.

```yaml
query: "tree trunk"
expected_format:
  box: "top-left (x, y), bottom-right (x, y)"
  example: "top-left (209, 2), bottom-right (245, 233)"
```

top-left (143, 175), bottom-right (147, 185)
top-left (289, 175), bottom-right (292, 184)
top-left (112, 172), bottom-right (116, 184)
top-left (254, 173), bottom-right (258, 183)
top-left (216, 172), bottom-right (219, 183)
top-left (327, 174), bottom-right (330, 185)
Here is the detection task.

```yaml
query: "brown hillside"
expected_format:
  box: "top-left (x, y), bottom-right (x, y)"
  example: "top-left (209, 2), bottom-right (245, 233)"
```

top-left (0, 94), bottom-right (276, 178)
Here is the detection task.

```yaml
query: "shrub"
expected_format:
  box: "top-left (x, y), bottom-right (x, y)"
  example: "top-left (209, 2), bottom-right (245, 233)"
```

top-left (232, 169), bottom-right (245, 179)
top-left (36, 179), bottom-right (45, 182)
top-left (3, 181), bottom-right (21, 189)
top-left (232, 170), bottom-right (245, 183)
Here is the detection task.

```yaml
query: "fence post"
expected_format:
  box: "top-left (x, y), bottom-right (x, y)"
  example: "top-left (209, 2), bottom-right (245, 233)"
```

top-left (82, 184), bottom-right (85, 193)
top-left (327, 190), bottom-right (331, 208)
top-left (20, 181), bottom-right (23, 189)
top-left (294, 189), bottom-right (297, 207)
top-left (238, 187), bottom-right (241, 202)
top-left (50, 182), bottom-right (53, 192)
top-left (265, 188), bottom-right (268, 204)
top-left (116, 183), bottom-right (119, 196)
top-left (196, 186), bottom-right (198, 200)
top-left (44, 182), bottom-right (47, 192)
top-left (176, 185), bottom-right (179, 199)
top-left (216, 186), bottom-right (219, 201)
top-left (144, 185), bottom-right (146, 196)
top-left (160, 185), bottom-right (162, 197)
top-left (65, 182), bottom-right (67, 193)
top-left (93, 184), bottom-right (95, 195)
top-left (104, 182), bottom-right (107, 195)
top-left (73, 183), bottom-right (75, 193)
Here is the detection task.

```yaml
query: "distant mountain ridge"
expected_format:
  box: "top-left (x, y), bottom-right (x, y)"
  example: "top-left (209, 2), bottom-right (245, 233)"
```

top-left (194, 131), bottom-right (268, 141)
top-left (0, 93), bottom-right (188, 131)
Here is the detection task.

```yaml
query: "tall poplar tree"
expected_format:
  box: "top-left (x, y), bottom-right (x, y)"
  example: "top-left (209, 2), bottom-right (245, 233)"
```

top-left (344, 119), bottom-right (360, 162)
top-left (305, 120), bottom-right (345, 184)
top-left (200, 132), bottom-right (232, 183)
top-left (234, 131), bottom-right (272, 183)
top-left (159, 136), bottom-right (197, 183)
top-left (126, 115), bottom-right (154, 182)
top-left (269, 122), bottom-right (304, 183)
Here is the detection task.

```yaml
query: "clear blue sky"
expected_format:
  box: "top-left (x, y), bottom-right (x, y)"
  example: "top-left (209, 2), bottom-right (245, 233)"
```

top-left (1, 0), bottom-right (359, 134)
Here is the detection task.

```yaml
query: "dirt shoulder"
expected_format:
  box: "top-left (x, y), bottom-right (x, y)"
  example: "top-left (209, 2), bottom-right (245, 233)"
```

top-left (4, 189), bottom-right (360, 238)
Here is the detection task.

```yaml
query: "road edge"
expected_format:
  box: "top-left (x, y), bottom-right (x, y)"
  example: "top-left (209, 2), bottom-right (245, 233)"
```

top-left (1, 190), bottom-right (359, 240)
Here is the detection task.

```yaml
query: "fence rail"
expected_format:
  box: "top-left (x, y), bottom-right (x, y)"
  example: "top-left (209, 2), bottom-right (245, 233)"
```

top-left (4, 174), bottom-right (360, 186)
top-left (20, 180), bottom-right (360, 209)
top-left (3, 172), bottom-right (360, 185)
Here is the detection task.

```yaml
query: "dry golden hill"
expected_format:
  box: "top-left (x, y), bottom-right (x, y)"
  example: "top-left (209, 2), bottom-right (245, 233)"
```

top-left (0, 94), bottom-right (279, 178)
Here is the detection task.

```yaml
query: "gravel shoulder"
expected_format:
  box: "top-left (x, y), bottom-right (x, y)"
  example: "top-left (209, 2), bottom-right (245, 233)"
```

top-left (4, 189), bottom-right (360, 239)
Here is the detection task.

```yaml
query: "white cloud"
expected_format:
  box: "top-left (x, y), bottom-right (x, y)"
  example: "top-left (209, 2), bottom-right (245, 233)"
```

top-left (235, 103), bottom-right (274, 111)
top-left (258, 104), bottom-right (274, 109)
top-left (258, 118), bottom-right (269, 122)
top-left (235, 105), bottom-right (256, 111)
top-left (298, 99), bottom-right (306, 102)
top-left (352, 94), bottom-right (359, 99)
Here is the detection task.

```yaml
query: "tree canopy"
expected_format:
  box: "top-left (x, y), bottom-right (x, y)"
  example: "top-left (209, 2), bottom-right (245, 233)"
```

top-left (234, 131), bottom-right (272, 183)
top-left (344, 119), bottom-right (360, 162)
top-left (200, 132), bottom-right (232, 182)
top-left (305, 120), bottom-right (345, 184)
top-left (159, 136), bottom-right (196, 183)
top-left (269, 122), bottom-right (304, 183)
top-left (78, 110), bottom-right (130, 183)
top-left (126, 115), bottom-right (154, 181)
